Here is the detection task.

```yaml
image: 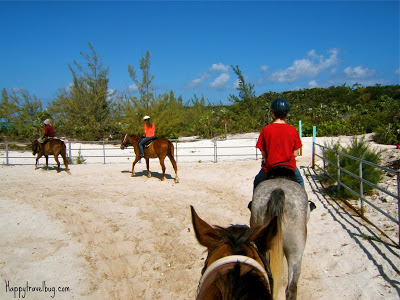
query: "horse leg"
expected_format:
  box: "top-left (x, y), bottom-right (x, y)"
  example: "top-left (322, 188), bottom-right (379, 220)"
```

top-left (285, 257), bottom-right (303, 300)
top-left (145, 158), bottom-right (151, 178)
top-left (35, 154), bottom-right (42, 170)
top-left (61, 152), bottom-right (70, 174)
top-left (131, 156), bottom-right (141, 177)
top-left (167, 153), bottom-right (179, 183)
top-left (54, 154), bottom-right (61, 173)
top-left (284, 235), bottom-right (306, 300)
top-left (159, 157), bottom-right (166, 181)
top-left (45, 155), bottom-right (49, 169)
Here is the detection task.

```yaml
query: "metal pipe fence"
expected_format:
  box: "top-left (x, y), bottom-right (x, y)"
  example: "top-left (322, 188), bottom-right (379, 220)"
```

top-left (0, 138), bottom-right (260, 166)
top-left (312, 141), bottom-right (400, 246)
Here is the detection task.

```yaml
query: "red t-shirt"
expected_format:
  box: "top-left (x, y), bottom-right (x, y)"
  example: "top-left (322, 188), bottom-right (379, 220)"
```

top-left (144, 123), bottom-right (155, 137)
top-left (44, 125), bottom-right (55, 137)
top-left (256, 123), bottom-right (302, 173)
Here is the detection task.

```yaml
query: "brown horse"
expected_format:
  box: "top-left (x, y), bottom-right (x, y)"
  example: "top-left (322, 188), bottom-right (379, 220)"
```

top-left (32, 139), bottom-right (70, 173)
top-left (120, 134), bottom-right (179, 183)
top-left (191, 205), bottom-right (284, 300)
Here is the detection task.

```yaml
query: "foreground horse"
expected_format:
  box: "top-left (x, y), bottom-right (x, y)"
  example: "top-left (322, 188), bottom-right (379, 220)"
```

top-left (120, 134), bottom-right (179, 183)
top-left (191, 205), bottom-right (284, 300)
top-left (32, 139), bottom-right (69, 173)
top-left (250, 178), bottom-right (309, 300)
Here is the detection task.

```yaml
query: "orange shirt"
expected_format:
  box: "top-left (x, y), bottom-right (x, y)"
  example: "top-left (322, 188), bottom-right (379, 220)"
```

top-left (144, 123), bottom-right (155, 137)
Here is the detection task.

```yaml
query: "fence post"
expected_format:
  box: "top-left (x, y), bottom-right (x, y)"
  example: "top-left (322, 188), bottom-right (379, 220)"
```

top-left (360, 161), bottom-right (364, 216)
top-left (299, 120), bottom-right (302, 156)
top-left (312, 126), bottom-right (316, 169)
top-left (214, 140), bottom-right (217, 163)
top-left (68, 141), bottom-right (72, 162)
top-left (337, 154), bottom-right (341, 195)
top-left (103, 141), bottom-right (106, 164)
top-left (175, 140), bottom-right (178, 163)
top-left (397, 171), bottom-right (400, 245)
top-left (6, 143), bottom-right (9, 166)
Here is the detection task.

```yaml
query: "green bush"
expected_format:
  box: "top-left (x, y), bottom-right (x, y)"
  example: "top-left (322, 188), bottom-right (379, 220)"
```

top-left (373, 123), bottom-right (399, 145)
top-left (323, 136), bottom-right (382, 198)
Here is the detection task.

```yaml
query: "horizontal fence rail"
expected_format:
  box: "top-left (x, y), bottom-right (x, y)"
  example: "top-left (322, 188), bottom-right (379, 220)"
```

top-left (0, 138), bottom-right (260, 166)
top-left (312, 141), bottom-right (400, 246)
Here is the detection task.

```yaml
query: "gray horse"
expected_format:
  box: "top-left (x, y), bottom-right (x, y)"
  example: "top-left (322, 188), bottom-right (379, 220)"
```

top-left (250, 178), bottom-right (309, 300)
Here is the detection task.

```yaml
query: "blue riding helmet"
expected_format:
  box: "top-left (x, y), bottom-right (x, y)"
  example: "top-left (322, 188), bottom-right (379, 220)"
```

top-left (271, 97), bottom-right (290, 113)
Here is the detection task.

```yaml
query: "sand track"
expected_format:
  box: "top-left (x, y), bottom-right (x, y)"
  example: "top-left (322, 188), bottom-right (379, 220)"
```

top-left (0, 154), bottom-right (399, 299)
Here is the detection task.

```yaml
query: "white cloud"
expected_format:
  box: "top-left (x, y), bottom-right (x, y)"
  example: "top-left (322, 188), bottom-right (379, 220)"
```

top-left (260, 65), bottom-right (268, 72)
top-left (395, 68), bottom-right (400, 75)
top-left (128, 83), bottom-right (138, 91)
top-left (308, 80), bottom-right (318, 88)
top-left (209, 73), bottom-right (230, 89)
top-left (210, 63), bottom-right (230, 73)
top-left (186, 63), bottom-right (231, 90)
top-left (269, 48), bottom-right (339, 83)
top-left (233, 78), bottom-right (240, 89)
top-left (344, 66), bottom-right (376, 79)
top-left (185, 72), bottom-right (210, 89)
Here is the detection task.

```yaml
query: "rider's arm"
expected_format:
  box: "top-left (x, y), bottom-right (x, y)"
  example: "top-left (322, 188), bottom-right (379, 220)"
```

top-left (261, 150), bottom-right (267, 158)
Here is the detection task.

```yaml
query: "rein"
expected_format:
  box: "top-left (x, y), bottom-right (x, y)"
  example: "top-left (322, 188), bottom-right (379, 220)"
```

top-left (196, 255), bottom-right (271, 300)
top-left (122, 134), bottom-right (130, 147)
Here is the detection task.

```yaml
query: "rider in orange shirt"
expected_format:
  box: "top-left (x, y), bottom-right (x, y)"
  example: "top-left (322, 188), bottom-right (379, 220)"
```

top-left (139, 116), bottom-right (155, 157)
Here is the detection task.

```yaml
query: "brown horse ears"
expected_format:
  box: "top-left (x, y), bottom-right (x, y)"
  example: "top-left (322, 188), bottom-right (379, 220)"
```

top-left (191, 206), bottom-right (219, 249)
top-left (252, 216), bottom-right (278, 254)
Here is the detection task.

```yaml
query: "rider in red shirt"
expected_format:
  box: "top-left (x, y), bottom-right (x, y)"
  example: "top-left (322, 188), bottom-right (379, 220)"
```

top-left (139, 116), bottom-right (155, 157)
top-left (253, 98), bottom-right (304, 190)
top-left (38, 119), bottom-right (55, 152)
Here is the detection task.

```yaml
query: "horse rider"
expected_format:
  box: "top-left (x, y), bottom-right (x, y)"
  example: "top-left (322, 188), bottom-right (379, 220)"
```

top-left (38, 118), bottom-right (55, 153)
top-left (253, 97), bottom-right (305, 190)
top-left (139, 116), bottom-right (155, 158)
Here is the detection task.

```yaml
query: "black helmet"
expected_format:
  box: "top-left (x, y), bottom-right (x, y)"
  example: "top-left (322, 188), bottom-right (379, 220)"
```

top-left (271, 97), bottom-right (290, 113)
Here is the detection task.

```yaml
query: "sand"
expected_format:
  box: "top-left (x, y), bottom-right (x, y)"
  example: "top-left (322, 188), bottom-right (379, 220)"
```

top-left (0, 135), bottom-right (399, 299)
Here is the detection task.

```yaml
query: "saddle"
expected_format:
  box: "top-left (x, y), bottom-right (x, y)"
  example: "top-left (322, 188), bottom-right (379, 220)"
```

top-left (265, 166), bottom-right (296, 182)
top-left (140, 136), bottom-right (157, 148)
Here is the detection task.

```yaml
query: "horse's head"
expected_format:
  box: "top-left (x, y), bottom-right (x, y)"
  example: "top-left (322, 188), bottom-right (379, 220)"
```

top-left (191, 206), bottom-right (277, 300)
top-left (120, 134), bottom-right (140, 150)
top-left (31, 140), bottom-right (39, 155)
top-left (120, 134), bottom-right (128, 150)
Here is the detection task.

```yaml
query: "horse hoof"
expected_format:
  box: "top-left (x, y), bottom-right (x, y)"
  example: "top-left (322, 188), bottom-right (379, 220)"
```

top-left (131, 173), bottom-right (135, 177)
top-left (174, 177), bottom-right (180, 184)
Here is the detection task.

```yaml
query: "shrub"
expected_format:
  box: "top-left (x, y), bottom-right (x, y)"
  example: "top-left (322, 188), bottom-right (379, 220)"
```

top-left (373, 123), bottom-right (399, 145)
top-left (74, 147), bottom-right (86, 164)
top-left (323, 136), bottom-right (382, 198)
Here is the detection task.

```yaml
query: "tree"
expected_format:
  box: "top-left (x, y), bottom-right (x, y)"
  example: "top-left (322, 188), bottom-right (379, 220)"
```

top-left (228, 65), bottom-right (256, 104)
top-left (49, 42), bottom-right (114, 140)
top-left (0, 88), bottom-right (19, 134)
top-left (13, 89), bottom-right (44, 138)
top-left (128, 50), bottom-right (154, 110)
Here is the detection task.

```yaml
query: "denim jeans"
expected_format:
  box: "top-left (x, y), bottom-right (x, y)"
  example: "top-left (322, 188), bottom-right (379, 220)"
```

top-left (139, 137), bottom-right (153, 156)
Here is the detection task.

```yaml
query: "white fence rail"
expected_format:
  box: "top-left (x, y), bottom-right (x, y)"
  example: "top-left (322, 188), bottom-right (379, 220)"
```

top-left (0, 138), bottom-right (261, 165)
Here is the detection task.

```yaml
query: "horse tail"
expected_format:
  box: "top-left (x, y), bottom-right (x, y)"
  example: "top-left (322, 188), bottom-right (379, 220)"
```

top-left (266, 188), bottom-right (285, 298)
top-left (60, 140), bottom-right (70, 174)
top-left (167, 140), bottom-right (179, 183)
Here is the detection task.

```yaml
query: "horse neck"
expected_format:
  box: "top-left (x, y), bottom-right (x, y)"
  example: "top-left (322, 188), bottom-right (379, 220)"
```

top-left (128, 135), bottom-right (139, 145)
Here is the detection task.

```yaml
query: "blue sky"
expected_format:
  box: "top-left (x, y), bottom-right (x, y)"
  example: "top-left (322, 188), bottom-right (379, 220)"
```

top-left (1, 1), bottom-right (399, 106)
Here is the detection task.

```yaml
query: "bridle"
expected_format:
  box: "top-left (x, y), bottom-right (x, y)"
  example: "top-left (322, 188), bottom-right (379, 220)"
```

top-left (121, 134), bottom-right (129, 148)
top-left (196, 254), bottom-right (272, 299)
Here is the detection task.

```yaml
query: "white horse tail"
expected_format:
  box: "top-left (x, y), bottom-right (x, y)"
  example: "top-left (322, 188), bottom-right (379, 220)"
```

top-left (266, 188), bottom-right (285, 299)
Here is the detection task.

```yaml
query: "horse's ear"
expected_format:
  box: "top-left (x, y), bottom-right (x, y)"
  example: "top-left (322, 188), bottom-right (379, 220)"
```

top-left (250, 216), bottom-right (279, 254)
top-left (191, 205), bottom-right (218, 249)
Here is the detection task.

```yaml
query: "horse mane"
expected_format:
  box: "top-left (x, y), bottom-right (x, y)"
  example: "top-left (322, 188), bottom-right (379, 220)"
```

top-left (215, 264), bottom-right (272, 300)
top-left (209, 225), bottom-right (259, 255)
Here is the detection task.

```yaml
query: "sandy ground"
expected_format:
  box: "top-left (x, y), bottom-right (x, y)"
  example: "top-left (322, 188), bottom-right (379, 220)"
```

top-left (0, 135), bottom-right (399, 299)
